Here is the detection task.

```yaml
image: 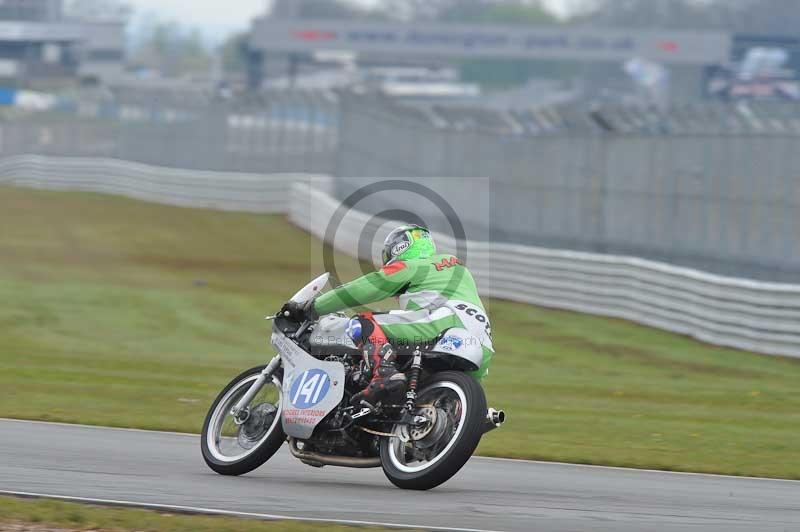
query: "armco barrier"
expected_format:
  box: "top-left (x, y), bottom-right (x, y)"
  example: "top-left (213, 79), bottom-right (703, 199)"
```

top-left (289, 181), bottom-right (800, 359)
top-left (0, 154), bottom-right (327, 213)
top-left (2, 154), bottom-right (799, 358)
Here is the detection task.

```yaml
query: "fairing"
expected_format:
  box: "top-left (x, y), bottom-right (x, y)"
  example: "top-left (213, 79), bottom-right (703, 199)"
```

top-left (271, 324), bottom-right (345, 439)
top-left (429, 327), bottom-right (483, 371)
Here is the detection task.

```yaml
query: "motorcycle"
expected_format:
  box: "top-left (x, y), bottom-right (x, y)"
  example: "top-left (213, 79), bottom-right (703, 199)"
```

top-left (201, 273), bottom-right (505, 490)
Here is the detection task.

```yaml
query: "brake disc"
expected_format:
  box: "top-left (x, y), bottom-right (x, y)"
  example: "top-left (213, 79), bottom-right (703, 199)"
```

top-left (402, 404), bottom-right (448, 450)
top-left (407, 405), bottom-right (435, 440)
top-left (237, 402), bottom-right (277, 449)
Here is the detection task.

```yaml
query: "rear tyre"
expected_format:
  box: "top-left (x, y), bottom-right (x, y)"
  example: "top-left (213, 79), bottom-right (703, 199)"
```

top-left (380, 371), bottom-right (486, 490)
top-left (201, 365), bottom-right (286, 476)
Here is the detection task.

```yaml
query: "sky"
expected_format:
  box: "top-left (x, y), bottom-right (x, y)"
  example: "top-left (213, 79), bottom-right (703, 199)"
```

top-left (125, 0), bottom-right (574, 44)
top-left (126, 0), bottom-right (266, 39)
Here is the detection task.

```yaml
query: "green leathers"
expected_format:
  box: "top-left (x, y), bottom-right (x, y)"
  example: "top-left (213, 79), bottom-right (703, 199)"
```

top-left (313, 253), bottom-right (494, 379)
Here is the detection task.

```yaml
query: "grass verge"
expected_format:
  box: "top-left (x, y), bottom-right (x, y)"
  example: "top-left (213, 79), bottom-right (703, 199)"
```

top-left (0, 495), bottom-right (405, 531)
top-left (1, 186), bottom-right (799, 478)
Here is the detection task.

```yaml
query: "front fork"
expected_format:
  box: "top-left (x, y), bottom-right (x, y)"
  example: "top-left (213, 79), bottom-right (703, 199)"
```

top-left (230, 354), bottom-right (282, 424)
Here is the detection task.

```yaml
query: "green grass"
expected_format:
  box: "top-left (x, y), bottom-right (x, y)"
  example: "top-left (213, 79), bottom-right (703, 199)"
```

top-left (1, 186), bottom-right (800, 478)
top-left (0, 495), bottom-right (408, 531)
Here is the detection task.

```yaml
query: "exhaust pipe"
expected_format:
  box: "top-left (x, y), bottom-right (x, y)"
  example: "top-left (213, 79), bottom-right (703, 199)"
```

top-left (288, 438), bottom-right (381, 468)
top-left (483, 408), bottom-right (506, 434)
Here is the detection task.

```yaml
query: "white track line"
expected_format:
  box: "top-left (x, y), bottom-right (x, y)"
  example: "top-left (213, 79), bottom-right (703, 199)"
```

top-left (474, 456), bottom-right (800, 484)
top-left (0, 417), bottom-right (197, 438)
top-left (2, 417), bottom-right (799, 484)
top-left (0, 490), bottom-right (507, 532)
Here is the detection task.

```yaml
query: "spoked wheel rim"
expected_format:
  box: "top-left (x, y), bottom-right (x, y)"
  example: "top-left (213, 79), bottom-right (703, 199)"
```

top-left (206, 374), bottom-right (282, 463)
top-left (387, 381), bottom-right (468, 473)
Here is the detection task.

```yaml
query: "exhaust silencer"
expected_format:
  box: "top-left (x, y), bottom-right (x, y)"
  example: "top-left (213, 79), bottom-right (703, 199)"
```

top-left (483, 407), bottom-right (506, 434)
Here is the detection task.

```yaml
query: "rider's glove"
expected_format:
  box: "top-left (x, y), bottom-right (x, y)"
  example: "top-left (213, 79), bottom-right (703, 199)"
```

top-left (280, 300), bottom-right (319, 322)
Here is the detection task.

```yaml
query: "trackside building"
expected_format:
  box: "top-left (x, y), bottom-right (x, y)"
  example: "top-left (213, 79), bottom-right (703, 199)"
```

top-left (0, 0), bottom-right (124, 86)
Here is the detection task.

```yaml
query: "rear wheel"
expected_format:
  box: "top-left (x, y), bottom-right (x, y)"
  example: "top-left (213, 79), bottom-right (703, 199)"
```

top-left (201, 365), bottom-right (285, 476)
top-left (380, 371), bottom-right (486, 490)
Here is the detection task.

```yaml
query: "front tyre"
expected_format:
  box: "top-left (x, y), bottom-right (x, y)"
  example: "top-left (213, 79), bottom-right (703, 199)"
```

top-left (380, 371), bottom-right (487, 490)
top-left (201, 365), bottom-right (285, 476)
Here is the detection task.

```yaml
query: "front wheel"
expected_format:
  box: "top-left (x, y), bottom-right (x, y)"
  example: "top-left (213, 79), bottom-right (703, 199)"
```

top-left (380, 371), bottom-right (487, 490)
top-left (201, 365), bottom-right (286, 476)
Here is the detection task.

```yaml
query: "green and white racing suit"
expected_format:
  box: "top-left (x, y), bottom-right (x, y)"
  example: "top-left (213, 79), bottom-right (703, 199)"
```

top-left (313, 254), bottom-right (494, 380)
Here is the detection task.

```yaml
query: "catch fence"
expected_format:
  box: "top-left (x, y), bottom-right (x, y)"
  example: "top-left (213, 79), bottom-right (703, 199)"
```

top-left (335, 95), bottom-right (800, 282)
top-left (1, 88), bottom-right (799, 281)
top-left (0, 89), bottom-right (338, 174)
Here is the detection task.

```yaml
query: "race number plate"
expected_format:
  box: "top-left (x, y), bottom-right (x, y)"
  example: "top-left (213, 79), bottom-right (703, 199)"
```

top-left (272, 329), bottom-right (345, 439)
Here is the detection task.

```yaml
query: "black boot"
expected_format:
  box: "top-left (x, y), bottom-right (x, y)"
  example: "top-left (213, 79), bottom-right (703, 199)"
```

top-left (350, 344), bottom-right (406, 407)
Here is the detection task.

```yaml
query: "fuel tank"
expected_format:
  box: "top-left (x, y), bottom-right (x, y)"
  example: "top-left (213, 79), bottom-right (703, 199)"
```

top-left (308, 314), bottom-right (359, 355)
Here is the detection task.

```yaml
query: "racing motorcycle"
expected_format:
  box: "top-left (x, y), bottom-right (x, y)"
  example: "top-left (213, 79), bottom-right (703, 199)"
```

top-left (201, 273), bottom-right (505, 490)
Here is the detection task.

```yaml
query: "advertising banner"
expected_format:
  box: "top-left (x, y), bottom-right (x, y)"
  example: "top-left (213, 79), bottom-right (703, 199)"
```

top-left (251, 18), bottom-right (731, 66)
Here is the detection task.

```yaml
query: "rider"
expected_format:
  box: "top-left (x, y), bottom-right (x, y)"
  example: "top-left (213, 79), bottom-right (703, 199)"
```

top-left (284, 224), bottom-right (493, 407)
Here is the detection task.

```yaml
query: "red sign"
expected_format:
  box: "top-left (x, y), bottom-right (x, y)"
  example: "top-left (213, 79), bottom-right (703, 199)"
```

top-left (292, 30), bottom-right (337, 42)
top-left (658, 41), bottom-right (678, 52)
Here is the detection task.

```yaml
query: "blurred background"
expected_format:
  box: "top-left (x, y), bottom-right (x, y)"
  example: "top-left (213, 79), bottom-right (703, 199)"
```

top-left (0, 0), bottom-right (799, 281)
top-left (2, 0), bottom-right (800, 487)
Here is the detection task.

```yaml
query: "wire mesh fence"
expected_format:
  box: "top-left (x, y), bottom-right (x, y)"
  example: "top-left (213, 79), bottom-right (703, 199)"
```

top-left (335, 94), bottom-right (800, 282)
top-left (0, 88), bottom-right (339, 174)
top-left (0, 87), bottom-right (798, 281)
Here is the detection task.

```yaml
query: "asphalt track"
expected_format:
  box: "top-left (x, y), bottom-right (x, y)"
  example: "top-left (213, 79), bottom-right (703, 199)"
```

top-left (1, 419), bottom-right (798, 532)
